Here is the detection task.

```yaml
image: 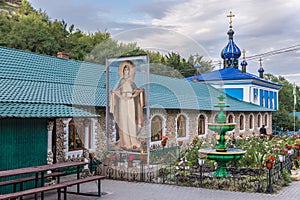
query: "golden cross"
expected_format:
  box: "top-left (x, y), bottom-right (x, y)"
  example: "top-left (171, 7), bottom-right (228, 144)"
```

top-left (227, 11), bottom-right (235, 29)
top-left (242, 49), bottom-right (246, 60)
top-left (259, 57), bottom-right (263, 67)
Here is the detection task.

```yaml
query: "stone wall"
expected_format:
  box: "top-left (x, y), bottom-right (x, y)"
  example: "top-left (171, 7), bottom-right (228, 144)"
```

top-left (54, 108), bottom-right (273, 163)
top-left (55, 118), bottom-right (67, 163)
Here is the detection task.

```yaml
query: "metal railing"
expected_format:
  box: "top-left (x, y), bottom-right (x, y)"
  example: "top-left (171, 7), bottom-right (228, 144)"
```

top-left (88, 148), bottom-right (297, 193)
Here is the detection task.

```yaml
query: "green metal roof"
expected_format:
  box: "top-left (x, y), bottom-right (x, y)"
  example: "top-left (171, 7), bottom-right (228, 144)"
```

top-left (0, 103), bottom-right (99, 118)
top-left (145, 74), bottom-right (273, 112)
top-left (0, 46), bottom-right (273, 113)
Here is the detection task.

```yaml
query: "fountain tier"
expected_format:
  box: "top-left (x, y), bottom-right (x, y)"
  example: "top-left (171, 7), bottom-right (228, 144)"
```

top-left (199, 93), bottom-right (246, 177)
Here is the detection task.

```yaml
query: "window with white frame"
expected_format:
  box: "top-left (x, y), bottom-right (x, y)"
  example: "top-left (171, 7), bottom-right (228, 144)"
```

top-left (151, 115), bottom-right (163, 142)
top-left (264, 113), bottom-right (268, 127)
top-left (177, 114), bottom-right (187, 138)
top-left (214, 113), bottom-right (219, 123)
top-left (228, 114), bottom-right (234, 123)
top-left (239, 114), bottom-right (245, 131)
top-left (249, 114), bottom-right (254, 130)
top-left (63, 118), bottom-right (96, 160)
top-left (257, 114), bottom-right (262, 128)
top-left (198, 114), bottom-right (206, 135)
top-left (68, 119), bottom-right (84, 151)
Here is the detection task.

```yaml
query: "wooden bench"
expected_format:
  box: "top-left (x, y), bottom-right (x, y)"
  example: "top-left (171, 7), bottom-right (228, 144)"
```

top-left (0, 175), bottom-right (105, 200)
top-left (0, 172), bottom-right (64, 192)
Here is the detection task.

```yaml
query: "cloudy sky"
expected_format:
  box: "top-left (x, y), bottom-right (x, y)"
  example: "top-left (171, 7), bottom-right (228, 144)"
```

top-left (28, 0), bottom-right (300, 85)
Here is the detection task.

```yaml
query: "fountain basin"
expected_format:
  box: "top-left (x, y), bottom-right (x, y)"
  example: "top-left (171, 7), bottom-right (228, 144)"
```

top-left (199, 148), bottom-right (246, 177)
top-left (207, 123), bottom-right (236, 132)
top-left (199, 148), bottom-right (246, 161)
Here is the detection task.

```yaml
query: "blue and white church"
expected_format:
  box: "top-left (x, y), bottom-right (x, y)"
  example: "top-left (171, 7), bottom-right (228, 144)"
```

top-left (186, 11), bottom-right (281, 110)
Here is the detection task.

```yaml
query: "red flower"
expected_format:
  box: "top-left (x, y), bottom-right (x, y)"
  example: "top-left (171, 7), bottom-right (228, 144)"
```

top-left (162, 135), bottom-right (168, 142)
top-left (269, 156), bottom-right (275, 162)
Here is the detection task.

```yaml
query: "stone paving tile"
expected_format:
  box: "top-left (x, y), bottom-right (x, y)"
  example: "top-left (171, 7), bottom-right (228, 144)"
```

top-left (22, 175), bottom-right (300, 200)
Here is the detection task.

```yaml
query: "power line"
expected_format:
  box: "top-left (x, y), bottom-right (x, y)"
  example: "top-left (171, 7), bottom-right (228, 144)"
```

top-left (245, 44), bottom-right (300, 61)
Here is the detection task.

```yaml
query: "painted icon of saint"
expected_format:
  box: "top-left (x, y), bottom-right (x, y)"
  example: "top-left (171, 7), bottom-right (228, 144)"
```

top-left (110, 60), bottom-right (145, 151)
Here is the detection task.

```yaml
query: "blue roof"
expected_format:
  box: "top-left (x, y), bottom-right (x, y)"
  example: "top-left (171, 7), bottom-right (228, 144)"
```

top-left (0, 46), bottom-right (274, 115)
top-left (185, 68), bottom-right (282, 88)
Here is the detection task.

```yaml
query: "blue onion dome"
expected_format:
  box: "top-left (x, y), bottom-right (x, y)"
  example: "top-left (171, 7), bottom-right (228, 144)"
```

top-left (258, 67), bottom-right (264, 73)
top-left (241, 60), bottom-right (247, 67)
top-left (221, 29), bottom-right (241, 59)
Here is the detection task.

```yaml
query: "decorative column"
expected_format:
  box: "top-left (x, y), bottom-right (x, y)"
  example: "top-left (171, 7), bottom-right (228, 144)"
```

top-left (47, 121), bottom-right (55, 183)
top-left (83, 119), bottom-right (90, 170)
top-left (47, 121), bottom-right (54, 165)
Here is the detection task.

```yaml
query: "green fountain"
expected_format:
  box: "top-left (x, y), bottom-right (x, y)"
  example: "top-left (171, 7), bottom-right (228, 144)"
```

top-left (199, 93), bottom-right (246, 177)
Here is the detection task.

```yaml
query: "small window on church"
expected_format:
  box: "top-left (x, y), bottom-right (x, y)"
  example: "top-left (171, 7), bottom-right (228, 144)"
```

top-left (198, 115), bottom-right (206, 135)
top-left (258, 114), bottom-right (261, 128)
top-left (249, 115), bottom-right (254, 129)
top-left (177, 115), bottom-right (186, 138)
top-left (151, 116), bottom-right (162, 142)
top-left (214, 114), bottom-right (218, 123)
top-left (239, 115), bottom-right (245, 131)
top-left (228, 114), bottom-right (234, 123)
top-left (68, 119), bottom-right (84, 151)
top-left (264, 114), bottom-right (268, 127)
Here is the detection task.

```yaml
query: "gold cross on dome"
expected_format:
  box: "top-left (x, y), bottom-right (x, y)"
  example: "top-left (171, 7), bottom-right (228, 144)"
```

top-left (227, 11), bottom-right (235, 29)
top-left (242, 49), bottom-right (246, 60)
top-left (259, 57), bottom-right (263, 67)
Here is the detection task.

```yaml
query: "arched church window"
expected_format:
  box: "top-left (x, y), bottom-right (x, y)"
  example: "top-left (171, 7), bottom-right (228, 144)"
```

top-left (198, 115), bottom-right (206, 135)
top-left (228, 114), bottom-right (234, 123)
top-left (239, 115), bottom-right (245, 131)
top-left (249, 115), bottom-right (254, 129)
top-left (214, 113), bottom-right (219, 123)
top-left (68, 119), bottom-right (84, 151)
top-left (151, 116), bottom-right (162, 142)
top-left (258, 114), bottom-right (261, 128)
top-left (177, 115), bottom-right (186, 138)
top-left (264, 113), bottom-right (268, 127)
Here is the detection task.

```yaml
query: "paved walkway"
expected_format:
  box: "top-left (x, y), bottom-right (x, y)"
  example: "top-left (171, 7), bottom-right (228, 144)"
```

top-left (23, 175), bottom-right (300, 200)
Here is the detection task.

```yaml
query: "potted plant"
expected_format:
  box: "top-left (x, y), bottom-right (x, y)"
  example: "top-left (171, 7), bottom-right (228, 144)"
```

top-left (177, 140), bottom-right (183, 146)
top-left (140, 151), bottom-right (147, 163)
top-left (161, 135), bottom-right (168, 149)
top-left (265, 155), bottom-right (275, 170)
top-left (111, 154), bottom-right (118, 166)
top-left (102, 152), bottom-right (111, 166)
top-left (285, 143), bottom-right (293, 150)
top-left (127, 155), bottom-right (134, 167)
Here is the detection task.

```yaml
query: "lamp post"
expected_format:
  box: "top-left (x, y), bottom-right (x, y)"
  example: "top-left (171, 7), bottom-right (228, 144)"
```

top-left (198, 158), bottom-right (205, 187)
top-left (266, 162), bottom-right (273, 193)
top-left (278, 155), bottom-right (285, 174)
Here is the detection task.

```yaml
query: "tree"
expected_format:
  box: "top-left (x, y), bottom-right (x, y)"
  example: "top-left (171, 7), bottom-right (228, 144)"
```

top-left (85, 38), bottom-right (139, 64)
top-left (264, 73), bottom-right (300, 131)
top-left (187, 54), bottom-right (215, 74)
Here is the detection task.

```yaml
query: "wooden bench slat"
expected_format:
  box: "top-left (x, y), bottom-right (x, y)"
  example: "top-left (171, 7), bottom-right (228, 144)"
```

top-left (0, 175), bottom-right (105, 199)
top-left (62, 176), bottom-right (105, 187)
top-left (0, 172), bottom-right (64, 187)
top-left (0, 183), bottom-right (65, 199)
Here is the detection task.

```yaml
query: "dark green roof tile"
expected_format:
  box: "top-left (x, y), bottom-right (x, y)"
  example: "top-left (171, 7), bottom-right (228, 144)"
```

top-left (0, 46), bottom-right (273, 113)
top-left (0, 103), bottom-right (99, 118)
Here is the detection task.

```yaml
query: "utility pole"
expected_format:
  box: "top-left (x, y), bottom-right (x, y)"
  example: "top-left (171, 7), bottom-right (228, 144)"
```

top-left (293, 83), bottom-right (296, 133)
